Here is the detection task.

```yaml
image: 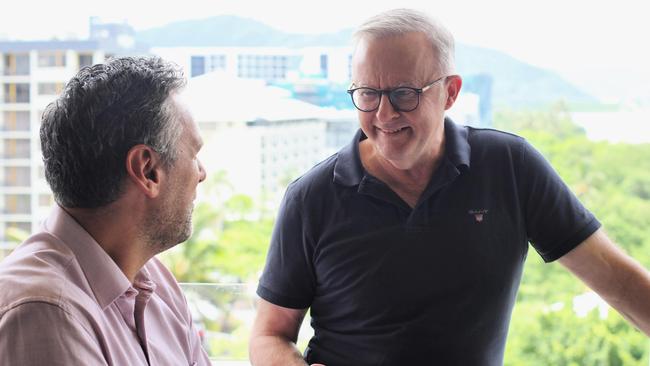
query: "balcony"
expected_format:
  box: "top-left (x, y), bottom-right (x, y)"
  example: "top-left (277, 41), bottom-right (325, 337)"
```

top-left (180, 282), bottom-right (313, 365)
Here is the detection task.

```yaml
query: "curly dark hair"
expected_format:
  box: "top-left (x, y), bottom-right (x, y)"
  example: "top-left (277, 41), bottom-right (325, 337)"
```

top-left (40, 56), bottom-right (186, 208)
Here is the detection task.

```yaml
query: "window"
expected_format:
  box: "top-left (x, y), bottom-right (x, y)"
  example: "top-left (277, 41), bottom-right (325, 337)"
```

top-left (3, 54), bottom-right (30, 76)
top-left (78, 54), bottom-right (93, 69)
top-left (38, 51), bottom-right (66, 67)
top-left (1, 194), bottom-right (31, 214)
top-left (237, 54), bottom-right (288, 80)
top-left (1, 111), bottom-right (30, 131)
top-left (320, 54), bottom-right (328, 78)
top-left (3, 83), bottom-right (30, 103)
top-left (38, 82), bottom-right (65, 96)
top-left (191, 56), bottom-right (206, 77)
top-left (1, 138), bottom-right (30, 159)
top-left (1, 166), bottom-right (31, 187)
top-left (208, 55), bottom-right (226, 71)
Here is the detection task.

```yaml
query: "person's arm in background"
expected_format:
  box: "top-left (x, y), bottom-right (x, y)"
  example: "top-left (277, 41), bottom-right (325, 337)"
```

top-left (559, 228), bottom-right (650, 335)
top-left (249, 298), bottom-right (324, 366)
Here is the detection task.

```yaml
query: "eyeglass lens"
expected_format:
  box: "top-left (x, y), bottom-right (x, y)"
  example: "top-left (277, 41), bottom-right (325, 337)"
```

top-left (351, 87), bottom-right (420, 112)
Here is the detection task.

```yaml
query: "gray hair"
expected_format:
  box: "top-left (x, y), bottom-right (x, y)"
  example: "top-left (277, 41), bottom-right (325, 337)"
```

top-left (40, 56), bottom-right (186, 208)
top-left (352, 8), bottom-right (455, 75)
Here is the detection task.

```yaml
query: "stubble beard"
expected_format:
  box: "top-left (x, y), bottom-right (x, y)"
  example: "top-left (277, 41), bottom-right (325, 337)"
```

top-left (144, 200), bottom-right (194, 254)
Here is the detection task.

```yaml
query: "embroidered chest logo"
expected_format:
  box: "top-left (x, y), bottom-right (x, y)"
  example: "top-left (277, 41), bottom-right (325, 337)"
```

top-left (468, 209), bottom-right (489, 223)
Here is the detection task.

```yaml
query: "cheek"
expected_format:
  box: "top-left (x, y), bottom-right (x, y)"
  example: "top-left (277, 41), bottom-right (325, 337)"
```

top-left (357, 112), bottom-right (374, 129)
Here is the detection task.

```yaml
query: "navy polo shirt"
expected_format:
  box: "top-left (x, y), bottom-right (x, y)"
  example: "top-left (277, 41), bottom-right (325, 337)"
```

top-left (258, 118), bottom-right (600, 366)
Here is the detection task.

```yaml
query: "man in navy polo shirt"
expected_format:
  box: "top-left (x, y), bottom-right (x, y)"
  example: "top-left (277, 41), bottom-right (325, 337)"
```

top-left (249, 8), bottom-right (650, 366)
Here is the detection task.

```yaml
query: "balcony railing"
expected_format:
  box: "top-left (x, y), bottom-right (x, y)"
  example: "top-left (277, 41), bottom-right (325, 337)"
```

top-left (180, 282), bottom-right (313, 365)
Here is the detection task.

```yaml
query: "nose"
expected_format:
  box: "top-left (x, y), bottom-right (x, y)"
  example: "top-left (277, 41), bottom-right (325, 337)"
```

top-left (198, 159), bottom-right (207, 183)
top-left (375, 93), bottom-right (400, 122)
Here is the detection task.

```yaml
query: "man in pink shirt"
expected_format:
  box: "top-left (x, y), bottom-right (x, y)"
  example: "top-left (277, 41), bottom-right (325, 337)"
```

top-left (0, 56), bottom-right (211, 365)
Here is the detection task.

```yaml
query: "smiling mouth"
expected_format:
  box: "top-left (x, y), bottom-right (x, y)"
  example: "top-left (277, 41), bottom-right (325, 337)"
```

top-left (379, 126), bottom-right (409, 134)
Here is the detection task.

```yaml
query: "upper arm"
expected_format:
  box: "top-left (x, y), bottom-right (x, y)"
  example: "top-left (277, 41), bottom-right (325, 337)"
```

top-left (0, 302), bottom-right (107, 366)
top-left (251, 297), bottom-right (308, 342)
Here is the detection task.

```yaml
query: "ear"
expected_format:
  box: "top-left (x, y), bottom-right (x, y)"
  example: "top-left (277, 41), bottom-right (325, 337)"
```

top-left (125, 144), bottom-right (165, 199)
top-left (443, 75), bottom-right (463, 110)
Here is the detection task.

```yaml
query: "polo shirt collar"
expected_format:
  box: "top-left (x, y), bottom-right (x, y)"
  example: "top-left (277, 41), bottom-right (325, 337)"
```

top-left (444, 117), bottom-right (471, 170)
top-left (333, 116), bottom-right (471, 187)
top-left (44, 205), bottom-right (136, 310)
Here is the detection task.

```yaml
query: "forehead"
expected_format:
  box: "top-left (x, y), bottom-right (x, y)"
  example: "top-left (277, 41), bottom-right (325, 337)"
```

top-left (351, 32), bottom-right (436, 85)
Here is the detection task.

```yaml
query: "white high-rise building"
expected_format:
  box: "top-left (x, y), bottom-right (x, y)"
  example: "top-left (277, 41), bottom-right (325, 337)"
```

top-left (152, 46), bottom-right (353, 83)
top-left (184, 71), bottom-right (356, 212)
top-left (0, 41), bottom-right (104, 257)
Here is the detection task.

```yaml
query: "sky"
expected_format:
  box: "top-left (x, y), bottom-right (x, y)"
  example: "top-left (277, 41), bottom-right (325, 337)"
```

top-left (2, 0), bottom-right (649, 104)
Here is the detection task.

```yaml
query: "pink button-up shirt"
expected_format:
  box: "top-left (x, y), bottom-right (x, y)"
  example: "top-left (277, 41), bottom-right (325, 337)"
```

top-left (0, 205), bottom-right (211, 365)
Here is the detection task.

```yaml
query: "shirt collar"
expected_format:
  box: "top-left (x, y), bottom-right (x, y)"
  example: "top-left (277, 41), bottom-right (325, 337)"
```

top-left (43, 205), bottom-right (144, 309)
top-left (333, 116), bottom-right (471, 187)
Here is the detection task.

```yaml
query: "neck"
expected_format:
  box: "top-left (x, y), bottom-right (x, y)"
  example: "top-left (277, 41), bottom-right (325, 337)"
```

top-left (359, 138), bottom-right (445, 208)
top-left (64, 204), bottom-right (152, 283)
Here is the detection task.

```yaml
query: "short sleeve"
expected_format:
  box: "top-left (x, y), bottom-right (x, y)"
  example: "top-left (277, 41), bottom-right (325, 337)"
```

top-left (257, 184), bottom-right (316, 309)
top-left (0, 302), bottom-right (107, 366)
top-left (521, 140), bottom-right (601, 262)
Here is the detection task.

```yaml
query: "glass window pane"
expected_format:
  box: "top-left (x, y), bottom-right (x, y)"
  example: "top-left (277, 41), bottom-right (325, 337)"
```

top-left (1, 194), bottom-right (31, 214)
top-left (37, 82), bottom-right (65, 96)
top-left (3, 83), bottom-right (30, 103)
top-left (1, 166), bottom-right (31, 186)
top-left (1, 111), bottom-right (30, 131)
top-left (3, 54), bottom-right (30, 76)
top-left (1, 138), bottom-right (31, 159)
top-left (38, 51), bottom-right (66, 67)
top-left (78, 54), bottom-right (93, 69)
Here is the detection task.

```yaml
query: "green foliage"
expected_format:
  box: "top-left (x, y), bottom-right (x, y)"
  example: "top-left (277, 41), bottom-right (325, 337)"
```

top-left (5, 226), bottom-right (30, 243)
top-left (212, 219), bottom-right (273, 282)
top-left (507, 301), bottom-right (649, 366)
top-left (0, 227), bottom-right (30, 259)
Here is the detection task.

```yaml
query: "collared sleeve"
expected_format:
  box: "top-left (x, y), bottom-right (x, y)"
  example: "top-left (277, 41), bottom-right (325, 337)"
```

top-left (520, 140), bottom-right (601, 262)
top-left (0, 302), bottom-right (108, 366)
top-left (257, 183), bottom-right (317, 309)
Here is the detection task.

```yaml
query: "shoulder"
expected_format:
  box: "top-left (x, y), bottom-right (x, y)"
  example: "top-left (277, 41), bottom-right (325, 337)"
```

top-left (283, 152), bottom-right (339, 203)
top-left (0, 301), bottom-right (105, 365)
top-left (462, 126), bottom-right (531, 166)
top-left (466, 126), bottom-right (527, 149)
top-left (0, 233), bottom-right (103, 338)
top-left (0, 232), bottom-right (78, 311)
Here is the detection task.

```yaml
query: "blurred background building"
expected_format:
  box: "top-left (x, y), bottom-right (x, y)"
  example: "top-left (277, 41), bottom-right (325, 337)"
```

top-left (0, 40), bottom-right (104, 256)
top-left (0, 17), bottom-right (487, 258)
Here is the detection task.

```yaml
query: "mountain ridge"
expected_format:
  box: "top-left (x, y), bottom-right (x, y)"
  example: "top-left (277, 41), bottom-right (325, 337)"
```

top-left (136, 15), bottom-right (596, 108)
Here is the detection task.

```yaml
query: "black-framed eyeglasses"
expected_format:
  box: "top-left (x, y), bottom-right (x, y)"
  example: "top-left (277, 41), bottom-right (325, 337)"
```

top-left (347, 76), bottom-right (447, 112)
